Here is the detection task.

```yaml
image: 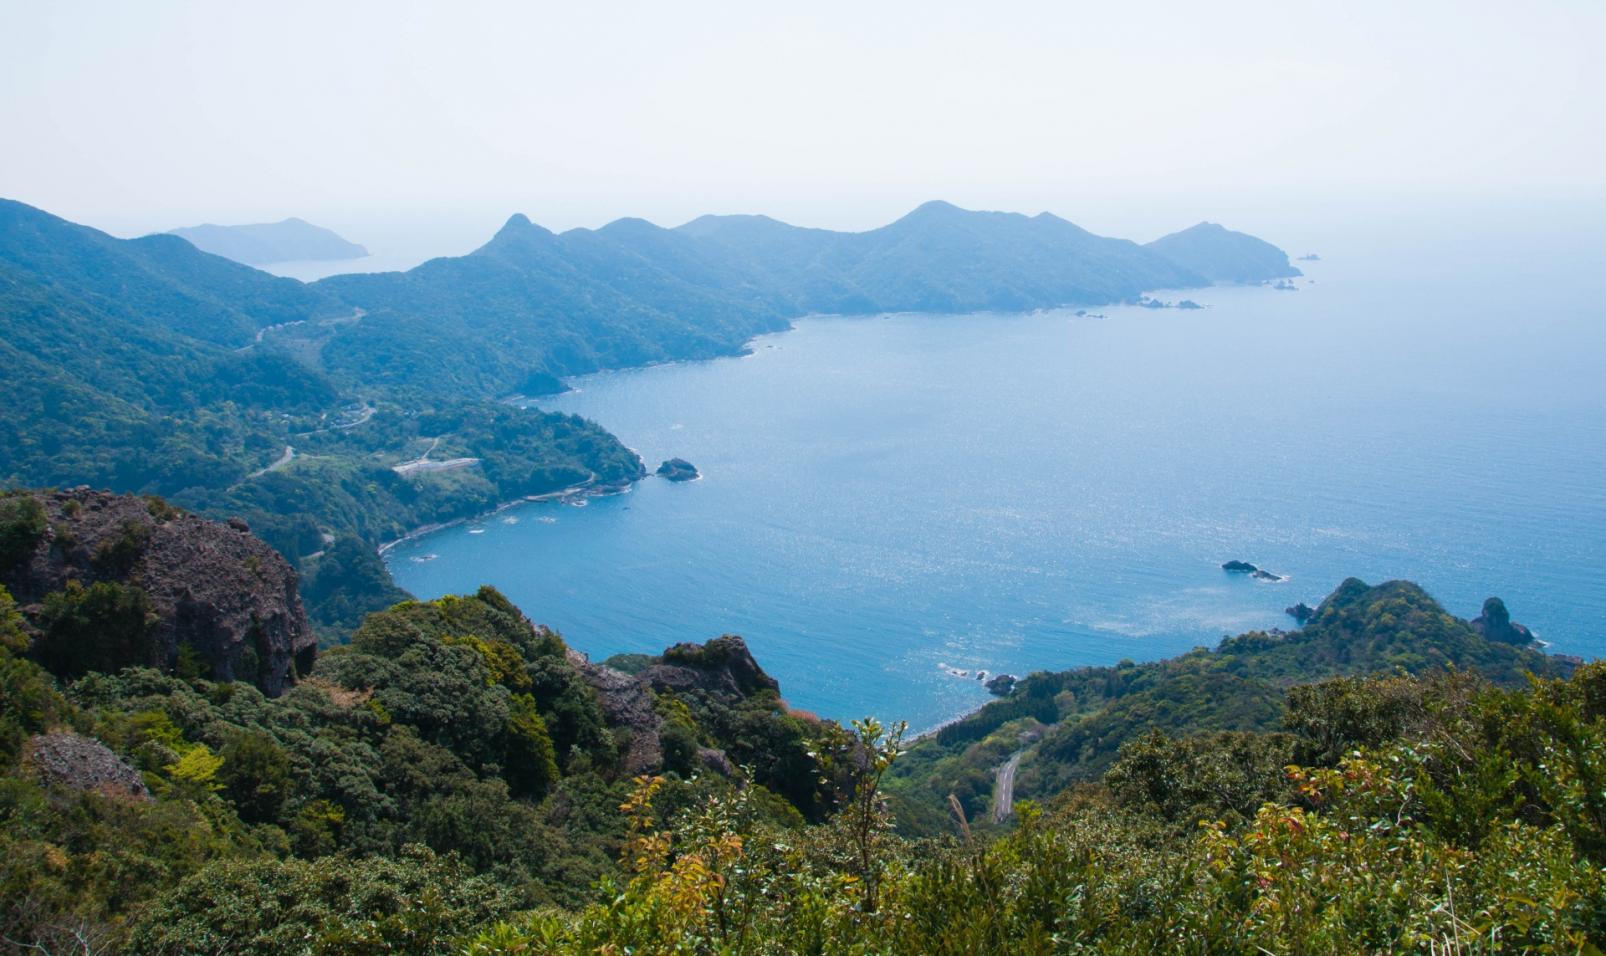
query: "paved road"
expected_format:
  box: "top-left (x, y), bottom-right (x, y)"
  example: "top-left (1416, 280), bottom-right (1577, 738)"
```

top-left (247, 445), bottom-right (295, 479)
top-left (993, 751), bottom-right (1024, 823)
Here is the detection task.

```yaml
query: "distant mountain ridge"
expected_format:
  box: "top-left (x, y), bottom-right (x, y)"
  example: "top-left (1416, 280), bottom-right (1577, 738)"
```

top-left (169, 217), bottom-right (369, 266)
top-left (313, 200), bottom-right (1299, 399)
top-left (1144, 221), bottom-right (1301, 283)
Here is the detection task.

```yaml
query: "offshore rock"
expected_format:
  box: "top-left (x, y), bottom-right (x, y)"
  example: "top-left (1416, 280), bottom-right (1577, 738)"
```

top-left (656, 458), bottom-right (700, 482)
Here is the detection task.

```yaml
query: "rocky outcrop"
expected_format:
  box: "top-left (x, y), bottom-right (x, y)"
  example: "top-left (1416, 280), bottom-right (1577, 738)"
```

top-left (985, 673), bottom-right (1017, 696)
top-left (1285, 602), bottom-right (1316, 624)
top-left (1223, 560), bottom-right (1285, 582)
top-left (647, 635), bottom-right (778, 700)
top-left (25, 732), bottom-right (149, 801)
top-left (568, 647), bottom-right (664, 774)
top-left (656, 458), bottom-right (700, 482)
top-left (1471, 597), bottom-right (1536, 646)
top-left (1, 489), bottom-right (315, 695)
top-left (569, 635), bottom-right (780, 776)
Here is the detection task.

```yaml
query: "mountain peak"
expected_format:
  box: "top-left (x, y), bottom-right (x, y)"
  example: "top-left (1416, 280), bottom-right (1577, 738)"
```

top-left (1145, 222), bottom-right (1299, 282)
top-left (908, 199), bottom-right (965, 217)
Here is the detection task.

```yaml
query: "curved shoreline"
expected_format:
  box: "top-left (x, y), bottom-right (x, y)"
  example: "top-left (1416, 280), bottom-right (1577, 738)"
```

top-left (374, 477), bottom-right (631, 556)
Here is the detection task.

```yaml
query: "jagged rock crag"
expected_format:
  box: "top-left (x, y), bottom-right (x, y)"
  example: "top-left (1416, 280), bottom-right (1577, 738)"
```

top-left (571, 635), bottom-right (778, 775)
top-left (1, 489), bottom-right (316, 695)
top-left (1471, 596), bottom-right (1536, 646)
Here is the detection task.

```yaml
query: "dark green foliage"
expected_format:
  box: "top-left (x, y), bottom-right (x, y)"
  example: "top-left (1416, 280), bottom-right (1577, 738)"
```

top-left (892, 578), bottom-right (1555, 834)
top-left (219, 732), bottom-right (293, 824)
top-left (0, 493), bottom-right (46, 569)
top-left (89, 517), bottom-right (151, 575)
top-left (124, 846), bottom-right (511, 956)
top-left (0, 586), bottom-right (66, 758)
top-left (1284, 672), bottom-right (1433, 765)
top-left (1105, 729), bottom-right (1296, 827)
top-left (1, 577), bottom-right (1598, 953)
top-left (33, 580), bottom-right (156, 679)
top-left (504, 693), bottom-right (559, 799)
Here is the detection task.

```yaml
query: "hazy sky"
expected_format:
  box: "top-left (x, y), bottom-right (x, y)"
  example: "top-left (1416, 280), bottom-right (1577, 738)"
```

top-left (2, 1), bottom-right (1602, 245)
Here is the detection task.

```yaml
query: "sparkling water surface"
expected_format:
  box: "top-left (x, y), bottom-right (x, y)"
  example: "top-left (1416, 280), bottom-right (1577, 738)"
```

top-left (389, 215), bottom-right (1606, 731)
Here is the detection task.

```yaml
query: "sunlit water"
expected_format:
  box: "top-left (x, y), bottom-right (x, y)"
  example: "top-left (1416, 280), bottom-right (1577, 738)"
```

top-left (389, 214), bottom-right (1606, 731)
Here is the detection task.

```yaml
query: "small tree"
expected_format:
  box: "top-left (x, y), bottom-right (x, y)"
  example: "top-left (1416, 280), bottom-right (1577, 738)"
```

top-left (838, 716), bottom-right (906, 914)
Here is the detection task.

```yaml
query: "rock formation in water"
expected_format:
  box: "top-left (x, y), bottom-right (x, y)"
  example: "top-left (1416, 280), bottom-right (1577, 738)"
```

top-left (1471, 596), bottom-right (1537, 646)
top-left (656, 458), bottom-right (700, 482)
top-left (1223, 560), bottom-right (1285, 582)
top-left (985, 673), bottom-right (1018, 696)
top-left (1285, 602), bottom-right (1317, 624)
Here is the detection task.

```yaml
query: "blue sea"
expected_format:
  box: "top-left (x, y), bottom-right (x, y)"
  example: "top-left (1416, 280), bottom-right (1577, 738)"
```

top-left (388, 209), bottom-right (1606, 732)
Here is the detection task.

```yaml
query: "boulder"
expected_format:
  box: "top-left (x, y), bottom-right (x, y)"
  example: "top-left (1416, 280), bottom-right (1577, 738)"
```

top-left (25, 732), bottom-right (149, 801)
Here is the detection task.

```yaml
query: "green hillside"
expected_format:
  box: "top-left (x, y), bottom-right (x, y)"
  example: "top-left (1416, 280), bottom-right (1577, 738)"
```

top-left (887, 577), bottom-right (1560, 834)
top-left (1, 553), bottom-right (1595, 953)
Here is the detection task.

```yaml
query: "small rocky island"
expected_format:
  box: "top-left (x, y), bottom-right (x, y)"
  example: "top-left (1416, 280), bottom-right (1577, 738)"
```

top-left (656, 458), bottom-right (700, 482)
top-left (985, 673), bottom-right (1018, 696)
top-left (1285, 601), bottom-right (1316, 623)
top-left (1223, 560), bottom-right (1286, 582)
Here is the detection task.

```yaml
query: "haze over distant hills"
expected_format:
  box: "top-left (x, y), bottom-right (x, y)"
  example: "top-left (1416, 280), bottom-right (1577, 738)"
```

top-left (315, 200), bottom-right (1299, 398)
top-left (1144, 221), bottom-right (1302, 284)
top-left (169, 217), bottom-right (369, 266)
top-left (1, 196), bottom-right (1298, 635)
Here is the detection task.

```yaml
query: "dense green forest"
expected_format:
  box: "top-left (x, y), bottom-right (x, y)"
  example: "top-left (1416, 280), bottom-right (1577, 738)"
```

top-left (1, 487), bottom-right (1597, 955)
top-left (885, 577), bottom-right (1561, 834)
top-left (0, 199), bottom-right (646, 637)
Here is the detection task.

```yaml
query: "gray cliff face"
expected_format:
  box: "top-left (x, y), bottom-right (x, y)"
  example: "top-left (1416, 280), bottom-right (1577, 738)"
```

top-left (570, 635), bottom-right (779, 776)
top-left (1, 489), bottom-right (316, 695)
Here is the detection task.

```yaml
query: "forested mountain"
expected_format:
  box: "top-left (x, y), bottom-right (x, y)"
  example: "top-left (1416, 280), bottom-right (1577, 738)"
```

top-left (0, 201), bottom-right (645, 637)
top-left (1144, 220), bottom-right (1302, 282)
top-left (313, 213), bottom-right (796, 398)
top-left (887, 577), bottom-right (1560, 833)
top-left (679, 199), bottom-right (1207, 314)
top-left (0, 501), bottom-right (1595, 953)
top-left (313, 200), bottom-right (1268, 398)
top-left (169, 218), bottom-right (369, 266)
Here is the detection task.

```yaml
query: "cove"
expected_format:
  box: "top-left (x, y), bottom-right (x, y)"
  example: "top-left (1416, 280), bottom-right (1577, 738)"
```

top-left (388, 221), bottom-right (1606, 732)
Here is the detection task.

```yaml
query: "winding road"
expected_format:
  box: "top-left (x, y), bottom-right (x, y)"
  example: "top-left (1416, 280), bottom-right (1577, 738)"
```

top-left (993, 751), bottom-right (1024, 823)
top-left (247, 445), bottom-right (295, 479)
